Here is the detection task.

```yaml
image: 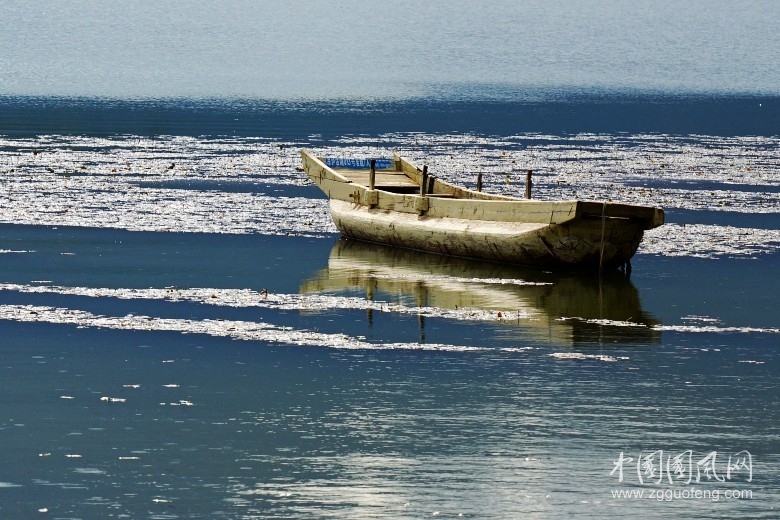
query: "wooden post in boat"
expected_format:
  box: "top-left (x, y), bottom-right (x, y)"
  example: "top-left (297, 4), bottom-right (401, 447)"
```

top-left (525, 169), bottom-right (533, 199)
top-left (369, 159), bottom-right (376, 191)
top-left (476, 172), bottom-right (483, 192)
top-left (420, 165), bottom-right (428, 197)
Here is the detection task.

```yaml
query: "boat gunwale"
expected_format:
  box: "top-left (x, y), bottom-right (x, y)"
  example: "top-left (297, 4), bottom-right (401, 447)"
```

top-left (301, 149), bottom-right (664, 229)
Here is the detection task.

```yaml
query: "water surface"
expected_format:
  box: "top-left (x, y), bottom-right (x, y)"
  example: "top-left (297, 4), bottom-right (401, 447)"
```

top-left (1, 2), bottom-right (780, 514)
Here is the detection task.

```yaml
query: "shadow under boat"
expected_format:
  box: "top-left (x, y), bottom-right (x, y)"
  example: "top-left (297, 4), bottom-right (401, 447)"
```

top-left (300, 238), bottom-right (661, 346)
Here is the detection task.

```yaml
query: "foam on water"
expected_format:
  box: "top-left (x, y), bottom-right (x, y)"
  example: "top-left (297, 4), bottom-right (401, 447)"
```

top-left (561, 316), bottom-right (780, 334)
top-left (0, 303), bottom-right (488, 352)
top-left (549, 352), bottom-right (630, 362)
top-left (2, 282), bottom-right (776, 351)
top-left (0, 282), bottom-right (535, 323)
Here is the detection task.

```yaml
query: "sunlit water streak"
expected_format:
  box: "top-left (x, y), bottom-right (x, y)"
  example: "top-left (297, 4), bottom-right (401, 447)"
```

top-left (2, 283), bottom-right (778, 338)
top-left (2, 133), bottom-right (779, 258)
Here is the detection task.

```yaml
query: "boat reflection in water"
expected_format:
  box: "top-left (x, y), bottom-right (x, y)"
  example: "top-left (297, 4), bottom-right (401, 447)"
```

top-left (301, 238), bottom-right (661, 346)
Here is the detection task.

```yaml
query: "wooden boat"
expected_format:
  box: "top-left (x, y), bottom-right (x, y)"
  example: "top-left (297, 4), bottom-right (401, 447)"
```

top-left (300, 149), bottom-right (664, 270)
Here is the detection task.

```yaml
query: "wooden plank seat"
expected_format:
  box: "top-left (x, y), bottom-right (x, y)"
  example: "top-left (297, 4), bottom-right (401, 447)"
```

top-left (333, 168), bottom-right (461, 197)
top-left (334, 169), bottom-right (419, 190)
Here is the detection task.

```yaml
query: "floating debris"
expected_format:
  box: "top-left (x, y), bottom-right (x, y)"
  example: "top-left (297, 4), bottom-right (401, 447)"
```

top-left (681, 315), bottom-right (722, 323)
top-left (99, 396), bottom-right (126, 403)
top-left (656, 324), bottom-right (780, 334)
top-left (558, 317), bottom-right (648, 328)
top-left (0, 302), bottom-right (486, 352)
top-left (0, 282), bottom-right (536, 325)
top-left (73, 468), bottom-right (105, 475)
top-left (549, 352), bottom-right (629, 362)
top-left (555, 314), bottom-right (780, 335)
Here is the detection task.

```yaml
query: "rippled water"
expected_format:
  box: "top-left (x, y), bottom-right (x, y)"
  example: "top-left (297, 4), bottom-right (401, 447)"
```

top-left (3, 1), bottom-right (780, 515)
top-left (1, 97), bottom-right (779, 518)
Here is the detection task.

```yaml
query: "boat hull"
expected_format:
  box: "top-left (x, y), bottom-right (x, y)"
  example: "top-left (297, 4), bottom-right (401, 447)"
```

top-left (330, 199), bottom-right (645, 269)
top-left (300, 149), bottom-right (662, 270)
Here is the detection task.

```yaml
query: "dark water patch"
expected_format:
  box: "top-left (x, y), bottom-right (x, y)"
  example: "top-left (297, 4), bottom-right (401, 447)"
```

top-left (630, 252), bottom-right (780, 330)
top-left (2, 93), bottom-right (779, 139)
top-left (0, 224), bottom-right (335, 292)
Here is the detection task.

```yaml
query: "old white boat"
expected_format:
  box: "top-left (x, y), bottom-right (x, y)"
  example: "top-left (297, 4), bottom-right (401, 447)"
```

top-left (300, 149), bottom-right (664, 270)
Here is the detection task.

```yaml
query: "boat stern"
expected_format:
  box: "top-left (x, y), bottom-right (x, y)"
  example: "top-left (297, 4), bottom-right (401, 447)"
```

top-left (576, 201), bottom-right (664, 230)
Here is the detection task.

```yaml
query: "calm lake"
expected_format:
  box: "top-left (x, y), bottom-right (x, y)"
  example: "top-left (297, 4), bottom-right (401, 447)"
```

top-left (1, 1), bottom-right (780, 518)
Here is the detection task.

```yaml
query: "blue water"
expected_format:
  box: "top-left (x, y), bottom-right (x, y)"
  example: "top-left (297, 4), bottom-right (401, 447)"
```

top-left (2, 2), bottom-right (780, 518)
top-left (2, 93), bottom-right (779, 138)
